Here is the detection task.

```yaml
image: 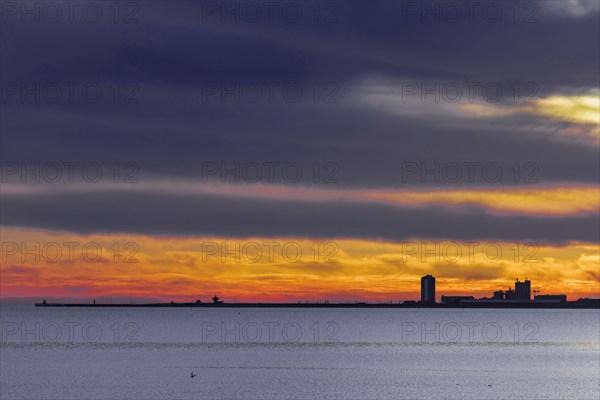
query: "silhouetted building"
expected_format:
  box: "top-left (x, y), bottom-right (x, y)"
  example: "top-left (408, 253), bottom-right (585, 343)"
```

top-left (535, 294), bottom-right (567, 302)
top-left (575, 298), bottom-right (600, 307)
top-left (490, 279), bottom-right (533, 301)
top-left (421, 275), bottom-right (436, 304)
top-left (514, 279), bottom-right (531, 300)
top-left (441, 295), bottom-right (475, 304)
top-left (504, 287), bottom-right (516, 300)
top-left (212, 295), bottom-right (223, 304)
top-left (493, 290), bottom-right (505, 300)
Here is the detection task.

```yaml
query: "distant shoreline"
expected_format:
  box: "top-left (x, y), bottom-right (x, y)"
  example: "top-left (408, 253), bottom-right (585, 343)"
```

top-left (34, 301), bottom-right (600, 309)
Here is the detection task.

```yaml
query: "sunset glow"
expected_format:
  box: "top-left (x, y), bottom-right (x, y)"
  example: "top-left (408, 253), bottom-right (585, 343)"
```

top-left (2, 227), bottom-right (598, 302)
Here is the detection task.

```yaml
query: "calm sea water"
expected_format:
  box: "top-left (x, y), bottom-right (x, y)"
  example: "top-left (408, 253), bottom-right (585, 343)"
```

top-left (1, 305), bottom-right (599, 399)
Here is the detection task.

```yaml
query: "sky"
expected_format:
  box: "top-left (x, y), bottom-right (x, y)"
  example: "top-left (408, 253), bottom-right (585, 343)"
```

top-left (1, 0), bottom-right (599, 303)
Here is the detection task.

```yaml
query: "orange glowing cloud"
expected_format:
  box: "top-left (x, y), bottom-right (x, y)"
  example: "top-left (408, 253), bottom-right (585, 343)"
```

top-left (1, 227), bottom-right (598, 302)
top-left (359, 185), bottom-right (600, 216)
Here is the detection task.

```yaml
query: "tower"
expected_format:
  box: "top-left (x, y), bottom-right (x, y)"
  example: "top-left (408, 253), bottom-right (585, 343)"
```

top-left (514, 279), bottom-right (531, 300)
top-left (421, 275), bottom-right (436, 304)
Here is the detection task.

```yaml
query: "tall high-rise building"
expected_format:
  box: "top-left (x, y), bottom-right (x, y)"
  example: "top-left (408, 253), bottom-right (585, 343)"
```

top-left (421, 275), bottom-right (436, 303)
top-left (514, 279), bottom-right (531, 300)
